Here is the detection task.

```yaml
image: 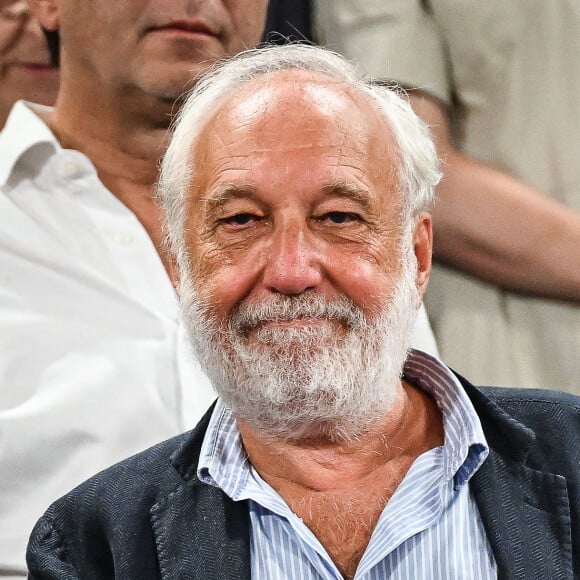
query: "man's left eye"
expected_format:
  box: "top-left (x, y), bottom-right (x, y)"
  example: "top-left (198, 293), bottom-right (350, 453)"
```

top-left (322, 212), bottom-right (360, 224)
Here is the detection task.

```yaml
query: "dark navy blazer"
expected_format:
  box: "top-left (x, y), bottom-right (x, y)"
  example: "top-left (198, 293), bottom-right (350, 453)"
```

top-left (27, 377), bottom-right (580, 580)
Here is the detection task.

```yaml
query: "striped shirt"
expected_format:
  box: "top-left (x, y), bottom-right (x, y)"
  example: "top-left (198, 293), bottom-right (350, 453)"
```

top-left (197, 350), bottom-right (497, 579)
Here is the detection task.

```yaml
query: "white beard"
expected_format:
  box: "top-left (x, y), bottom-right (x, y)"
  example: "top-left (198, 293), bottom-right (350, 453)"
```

top-left (180, 246), bottom-right (419, 443)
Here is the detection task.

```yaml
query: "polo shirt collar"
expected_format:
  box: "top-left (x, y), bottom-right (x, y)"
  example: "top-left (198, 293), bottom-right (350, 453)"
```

top-left (0, 101), bottom-right (60, 188)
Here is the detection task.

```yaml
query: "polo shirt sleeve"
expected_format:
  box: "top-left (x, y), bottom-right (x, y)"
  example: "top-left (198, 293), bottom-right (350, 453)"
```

top-left (314, 0), bottom-right (452, 105)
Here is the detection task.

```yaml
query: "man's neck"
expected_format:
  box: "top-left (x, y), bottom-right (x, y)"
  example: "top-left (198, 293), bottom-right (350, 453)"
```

top-left (40, 83), bottom-right (177, 272)
top-left (237, 381), bottom-right (444, 579)
top-left (238, 380), bottom-right (443, 493)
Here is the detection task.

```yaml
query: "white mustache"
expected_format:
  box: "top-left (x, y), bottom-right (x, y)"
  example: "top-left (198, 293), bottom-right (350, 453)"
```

top-left (228, 295), bottom-right (366, 334)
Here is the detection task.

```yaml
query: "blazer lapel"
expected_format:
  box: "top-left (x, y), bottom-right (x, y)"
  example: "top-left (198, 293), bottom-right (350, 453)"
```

top-left (461, 378), bottom-right (574, 580)
top-left (150, 478), bottom-right (251, 580)
top-left (471, 450), bottom-right (573, 580)
top-left (146, 405), bottom-right (251, 580)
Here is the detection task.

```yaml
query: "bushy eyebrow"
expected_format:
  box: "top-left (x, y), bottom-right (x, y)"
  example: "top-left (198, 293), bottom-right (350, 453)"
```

top-left (200, 184), bottom-right (260, 208)
top-left (319, 180), bottom-right (372, 210)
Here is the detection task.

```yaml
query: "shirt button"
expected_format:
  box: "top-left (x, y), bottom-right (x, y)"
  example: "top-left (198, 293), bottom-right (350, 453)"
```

top-left (61, 158), bottom-right (83, 178)
top-left (113, 231), bottom-right (134, 245)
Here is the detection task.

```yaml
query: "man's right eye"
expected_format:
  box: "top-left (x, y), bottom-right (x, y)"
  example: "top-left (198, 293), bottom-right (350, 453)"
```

top-left (222, 213), bottom-right (258, 227)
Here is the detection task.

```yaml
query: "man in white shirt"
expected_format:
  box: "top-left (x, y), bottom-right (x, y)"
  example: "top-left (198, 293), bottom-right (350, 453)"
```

top-left (0, 1), bottom-right (437, 577)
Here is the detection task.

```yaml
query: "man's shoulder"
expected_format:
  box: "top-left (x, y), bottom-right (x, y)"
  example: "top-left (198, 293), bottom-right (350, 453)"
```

top-left (455, 370), bottom-right (579, 422)
top-left (27, 427), bottom-right (207, 576)
top-left (460, 379), bottom-right (579, 476)
top-left (49, 430), bottom-right (197, 515)
top-left (26, 406), bottom-right (250, 578)
top-left (478, 385), bottom-right (579, 425)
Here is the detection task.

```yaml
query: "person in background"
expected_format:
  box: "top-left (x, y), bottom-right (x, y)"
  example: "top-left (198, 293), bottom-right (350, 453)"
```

top-left (0, 1), bottom-right (268, 577)
top-left (315, 0), bottom-right (580, 393)
top-left (27, 44), bottom-right (579, 580)
top-left (0, 0), bottom-right (58, 128)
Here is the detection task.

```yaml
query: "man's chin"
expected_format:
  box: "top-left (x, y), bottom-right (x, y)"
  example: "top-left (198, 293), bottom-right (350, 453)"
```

top-left (236, 403), bottom-right (388, 444)
top-left (136, 67), bottom-right (204, 104)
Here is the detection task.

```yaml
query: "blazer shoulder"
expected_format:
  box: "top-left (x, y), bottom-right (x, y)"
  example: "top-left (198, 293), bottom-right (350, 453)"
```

top-left (50, 402), bottom-right (216, 513)
top-left (461, 380), bottom-right (580, 478)
top-left (36, 429), bottom-right (194, 528)
top-left (481, 385), bottom-right (580, 406)
top-left (454, 370), bottom-right (579, 427)
top-left (479, 386), bottom-right (580, 428)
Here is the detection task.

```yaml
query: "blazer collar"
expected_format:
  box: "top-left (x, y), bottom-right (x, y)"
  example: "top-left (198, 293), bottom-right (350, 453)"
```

top-left (460, 377), bottom-right (573, 580)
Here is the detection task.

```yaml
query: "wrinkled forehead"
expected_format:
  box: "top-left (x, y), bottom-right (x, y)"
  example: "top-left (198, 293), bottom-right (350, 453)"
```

top-left (182, 69), bottom-right (404, 220)
top-left (195, 69), bottom-right (398, 166)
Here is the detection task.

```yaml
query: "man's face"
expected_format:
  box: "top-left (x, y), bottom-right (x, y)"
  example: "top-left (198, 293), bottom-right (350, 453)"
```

top-left (179, 72), bottom-right (432, 440)
top-left (34, 0), bottom-right (268, 100)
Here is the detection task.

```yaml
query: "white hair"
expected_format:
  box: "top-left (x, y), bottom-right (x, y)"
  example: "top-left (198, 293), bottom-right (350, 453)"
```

top-left (157, 43), bottom-right (441, 266)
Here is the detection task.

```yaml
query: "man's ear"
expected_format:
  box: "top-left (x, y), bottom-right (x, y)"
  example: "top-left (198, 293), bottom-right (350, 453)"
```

top-left (413, 212), bottom-right (433, 300)
top-left (28, 0), bottom-right (60, 31)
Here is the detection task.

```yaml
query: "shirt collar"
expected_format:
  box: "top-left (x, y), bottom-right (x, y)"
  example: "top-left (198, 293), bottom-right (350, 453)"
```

top-left (197, 398), bottom-right (250, 499)
top-left (0, 101), bottom-right (60, 187)
top-left (402, 350), bottom-right (489, 488)
top-left (198, 349), bottom-right (489, 497)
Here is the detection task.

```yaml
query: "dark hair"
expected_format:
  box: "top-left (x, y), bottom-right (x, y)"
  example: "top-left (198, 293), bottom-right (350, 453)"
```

top-left (261, 0), bottom-right (312, 45)
top-left (42, 28), bottom-right (60, 68)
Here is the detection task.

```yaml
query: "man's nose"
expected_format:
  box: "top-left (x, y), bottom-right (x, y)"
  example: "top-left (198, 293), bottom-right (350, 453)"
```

top-left (262, 224), bottom-right (323, 295)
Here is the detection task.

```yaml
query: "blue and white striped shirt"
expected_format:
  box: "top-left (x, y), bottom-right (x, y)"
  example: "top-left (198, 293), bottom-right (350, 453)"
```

top-left (198, 350), bottom-right (497, 579)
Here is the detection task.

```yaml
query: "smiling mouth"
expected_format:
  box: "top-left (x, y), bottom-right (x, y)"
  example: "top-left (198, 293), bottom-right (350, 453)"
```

top-left (259, 318), bottom-right (329, 327)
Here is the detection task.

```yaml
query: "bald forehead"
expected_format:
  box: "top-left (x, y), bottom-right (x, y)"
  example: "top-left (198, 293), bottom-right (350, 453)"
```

top-left (205, 69), bottom-right (396, 152)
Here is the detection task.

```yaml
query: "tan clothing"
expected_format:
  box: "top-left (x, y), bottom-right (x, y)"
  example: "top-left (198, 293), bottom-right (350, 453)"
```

top-left (316, 0), bottom-right (580, 391)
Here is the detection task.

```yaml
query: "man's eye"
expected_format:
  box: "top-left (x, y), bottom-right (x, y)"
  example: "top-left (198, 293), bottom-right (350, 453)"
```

top-left (322, 212), bottom-right (360, 224)
top-left (223, 213), bottom-right (257, 226)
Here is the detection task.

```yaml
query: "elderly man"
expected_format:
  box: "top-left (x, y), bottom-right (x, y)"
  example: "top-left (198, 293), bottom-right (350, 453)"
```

top-left (26, 45), bottom-right (579, 580)
top-left (0, 0), bottom-right (269, 576)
